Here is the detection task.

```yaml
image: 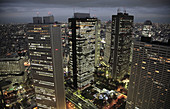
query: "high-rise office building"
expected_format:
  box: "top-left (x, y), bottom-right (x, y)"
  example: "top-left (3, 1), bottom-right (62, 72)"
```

top-left (43, 16), bottom-right (54, 24)
top-left (142, 20), bottom-right (154, 37)
top-left (68, 13), bottom-right (98, 90)
top-left (33, 17), bottom-right (42, 24)
top-left (104, 21), bottom-right (112, 66)
top-left (94, 20), bottom-right (101, 67)
top-left (126, 39), bottom-right (170, 109)
top-left (27, 16), bottom-right (66, 109)
top-left (109, 12), bottom-right (134, 80)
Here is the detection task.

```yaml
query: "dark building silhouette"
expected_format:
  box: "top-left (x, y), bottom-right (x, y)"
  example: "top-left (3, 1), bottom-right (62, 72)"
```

top-left (33, 17), bottom-right (42, 24)
top-left (43, 16), bottom-right (54, 24)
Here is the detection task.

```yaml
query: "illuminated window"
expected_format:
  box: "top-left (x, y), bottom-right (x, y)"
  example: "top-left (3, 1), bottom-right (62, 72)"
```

top-left (39, 80), bottom-right (54, 86)
top-left (148, 75), bottom-right (151, 78)
top-left (142, 61), bottom-right (146, 64)
top-left (36, 71), bottom-right (53, 77)
top-left (145, 44), bottom-right (152, 47)
top-left (166, 60), bottom-right (170, 63)
top-left (142, 67), bottom-right (145, 69)
top-left (47, 57), bottom-right (52, 59)
top-left (28, 37), bottom-right (34, 39)
top-left (159, 56), bottom-right (163, 59)
top-left (30, 43), bottom-right (40, 46)
top-left (148, 72), bottom-right (151, 75)
top-left (155, 70), bottom-right (159, 73)
top-left (34, 28), bottom-right (42, 30)
top-left (29, 47), bottom-right (36, 50)
top-left (30, 45), bottom-right (36, 48)
top-left (41, 37), bottom-right (45, 39)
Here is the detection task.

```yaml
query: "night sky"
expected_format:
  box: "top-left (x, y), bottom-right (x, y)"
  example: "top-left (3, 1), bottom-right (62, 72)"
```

top-left (0, 0), bottom-right (170, 23)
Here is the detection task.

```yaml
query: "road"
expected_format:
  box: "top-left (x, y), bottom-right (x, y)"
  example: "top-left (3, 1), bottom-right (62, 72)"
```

top-left (65, 88), bottom-right (98, 109)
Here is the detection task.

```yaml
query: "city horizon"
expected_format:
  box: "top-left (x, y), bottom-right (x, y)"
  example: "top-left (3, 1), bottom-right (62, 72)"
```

top-left (0, 1), bottom-right (170, 109)
top-left (0, 0), bottom-right (170, 23)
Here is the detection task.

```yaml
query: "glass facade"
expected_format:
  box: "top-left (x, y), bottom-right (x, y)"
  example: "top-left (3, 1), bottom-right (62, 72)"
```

top-left (68, 18), bottom-right (98, 90)
top-left (110, 13), bottom-right (134, 80)
top-left (104, 21), bottom-right (112, 66)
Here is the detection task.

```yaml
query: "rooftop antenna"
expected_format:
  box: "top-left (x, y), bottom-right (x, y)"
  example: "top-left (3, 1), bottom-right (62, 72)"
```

top-left (117, 8), bottom-right (120, 13)
top-left (123, 7), bottom-right (126, 13)
top-left (48, 11), bottom-right (52, 16)
top-left (73, 8), bottom-right (75, 13)
top-left (36, 12), bottom-right (40, 17)
top-left (89, 8), bottom-right (91, 13)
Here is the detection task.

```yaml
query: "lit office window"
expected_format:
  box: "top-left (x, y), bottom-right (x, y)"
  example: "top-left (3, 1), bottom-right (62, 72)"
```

top-left (39, 80), bottom-right (54, 86)
top-left (28, 37), bottom-right (34, 39)
top-left (155, 70), bottom-right (159, 73)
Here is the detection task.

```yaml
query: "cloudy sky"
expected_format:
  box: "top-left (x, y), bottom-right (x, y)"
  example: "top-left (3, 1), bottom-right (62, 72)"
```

top-left (0, 0), bottom-right (170, 23)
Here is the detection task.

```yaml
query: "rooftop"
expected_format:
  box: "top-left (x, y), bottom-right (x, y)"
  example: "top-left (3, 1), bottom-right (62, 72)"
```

top-left (0, 57), bottom-right (21, 61)
top-left (74, 13), bottom-right (90, 18)
top-left (135, 37), bottom-right (170, 46)
top-left (144, 20), bottom-right (152, 25)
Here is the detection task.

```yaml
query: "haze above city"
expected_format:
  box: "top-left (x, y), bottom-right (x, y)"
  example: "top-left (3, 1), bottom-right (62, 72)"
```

top-left (0, 0), bottom-right (170, 23)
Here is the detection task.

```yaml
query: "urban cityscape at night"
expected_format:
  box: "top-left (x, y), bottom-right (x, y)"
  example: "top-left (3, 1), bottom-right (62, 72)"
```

top-left (0, 0), bottom-right (170, 109)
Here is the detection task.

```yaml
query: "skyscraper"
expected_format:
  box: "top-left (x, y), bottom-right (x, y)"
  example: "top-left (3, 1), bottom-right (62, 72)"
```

top-left (104, 21), bottom-right (112, 67)
top-left (110, 12), bottom-right (134, 80)
top-left (68, 13), bottom-right (98, 90)
top-left (27, 16), bottom-right (66, 109)
top-left (94, 20), bottom-right (101, 67)
top-left (126, 39), bottom-right (170, 109)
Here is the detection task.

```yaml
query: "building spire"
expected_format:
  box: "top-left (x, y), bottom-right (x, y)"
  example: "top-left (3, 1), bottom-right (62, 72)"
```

top-left (36, 12), bottom-right (39, 17)
top-left (117, 8), bottom-right (120, 13)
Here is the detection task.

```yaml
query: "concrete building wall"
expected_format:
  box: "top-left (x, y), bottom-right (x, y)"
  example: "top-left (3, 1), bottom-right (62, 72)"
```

top-left (126, 40), bottom-right (170, 109)
top-left (68, 17), bottom-right (98, 90)
top-left (27, 23), bottom-right (66, 109)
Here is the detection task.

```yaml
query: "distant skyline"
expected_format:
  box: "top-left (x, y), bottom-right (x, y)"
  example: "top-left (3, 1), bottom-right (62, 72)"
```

top-left (0, 0), bottom-right (170, 23)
